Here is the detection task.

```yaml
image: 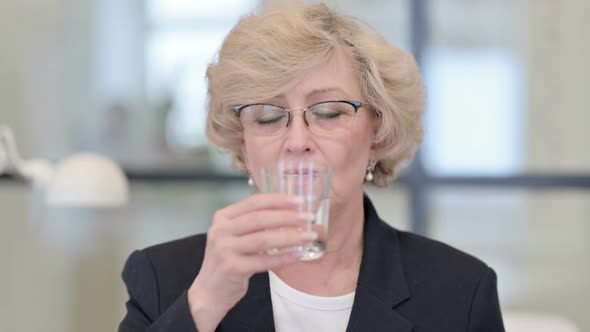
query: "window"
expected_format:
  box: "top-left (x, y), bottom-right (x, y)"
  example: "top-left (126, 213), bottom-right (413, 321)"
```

top-left (146, 0), bottom-right (258, 150)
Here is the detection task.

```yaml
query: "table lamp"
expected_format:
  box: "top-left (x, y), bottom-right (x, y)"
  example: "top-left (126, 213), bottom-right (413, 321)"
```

top-left (0, 125), bottom-right (128, 207)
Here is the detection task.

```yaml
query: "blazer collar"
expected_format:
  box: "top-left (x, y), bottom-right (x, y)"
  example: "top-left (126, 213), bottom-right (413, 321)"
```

top-left (220, 194), bottom-right (412, 332)
top-left (345, 194), bottom-right (412, 332)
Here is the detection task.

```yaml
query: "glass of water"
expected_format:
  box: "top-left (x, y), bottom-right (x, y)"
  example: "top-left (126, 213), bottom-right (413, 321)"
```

top-left (260, 158), bottom-right (332, 261)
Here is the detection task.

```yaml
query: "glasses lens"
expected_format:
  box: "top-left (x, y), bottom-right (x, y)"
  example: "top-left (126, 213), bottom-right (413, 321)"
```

top-left (240, 104), bottom-right (288, 136)
top-left (306, 101), bottom-right (356, 133)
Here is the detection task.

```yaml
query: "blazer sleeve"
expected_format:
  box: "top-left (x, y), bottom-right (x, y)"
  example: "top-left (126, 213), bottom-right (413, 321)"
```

top-left (468, 267), bottom-right (505, 332)
top-left (118, 250), bottom-right (199, 332)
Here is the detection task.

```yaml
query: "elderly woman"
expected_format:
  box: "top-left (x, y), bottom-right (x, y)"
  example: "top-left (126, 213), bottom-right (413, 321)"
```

top-left (119, 3), bottom-right (504, 332)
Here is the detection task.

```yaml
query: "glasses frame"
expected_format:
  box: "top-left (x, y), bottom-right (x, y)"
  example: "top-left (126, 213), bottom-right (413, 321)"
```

top-left (233, 100), bottom-right (363, 135)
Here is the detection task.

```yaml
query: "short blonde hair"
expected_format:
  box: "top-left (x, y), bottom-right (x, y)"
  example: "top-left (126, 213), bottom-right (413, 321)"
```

top-left (206, 2), bottom-right (425, 186)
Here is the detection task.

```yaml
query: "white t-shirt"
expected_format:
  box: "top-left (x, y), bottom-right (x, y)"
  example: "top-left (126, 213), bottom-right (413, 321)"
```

top-left (268, 271), bottom-right (355, 332)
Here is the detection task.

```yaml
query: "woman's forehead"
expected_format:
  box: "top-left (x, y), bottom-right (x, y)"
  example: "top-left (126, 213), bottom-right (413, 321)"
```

top-left (267, 50), bottom-right (361, 104)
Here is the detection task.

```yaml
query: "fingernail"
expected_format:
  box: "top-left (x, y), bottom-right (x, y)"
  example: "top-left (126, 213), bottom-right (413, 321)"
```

top-left (290, 196), bottom-right (304, 205)
top-left (301, 231), bottom-right (318, 240)
top-left (298, 212), bottom-right (315, 221)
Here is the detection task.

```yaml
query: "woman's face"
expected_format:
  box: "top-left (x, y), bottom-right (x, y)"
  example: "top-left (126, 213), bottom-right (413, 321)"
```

top-left (242, 50), bottom-right (380, 204)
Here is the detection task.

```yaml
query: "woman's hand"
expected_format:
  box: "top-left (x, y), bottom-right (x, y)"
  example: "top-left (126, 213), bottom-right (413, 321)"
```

top-left (187, 193), bottom-right (316, 332)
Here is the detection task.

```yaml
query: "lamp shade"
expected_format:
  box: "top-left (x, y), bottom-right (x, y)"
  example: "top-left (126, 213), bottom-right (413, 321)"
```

top-left (45, 153), bottom-right (129, 207)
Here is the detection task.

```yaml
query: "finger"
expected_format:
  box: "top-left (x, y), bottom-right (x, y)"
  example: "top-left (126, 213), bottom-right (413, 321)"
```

top-left (232, 228), bottom-right (318, 255)
top-left (222, 193), bottom-right (302, 219)
top-left (231, 210), bottom-right (314, 236)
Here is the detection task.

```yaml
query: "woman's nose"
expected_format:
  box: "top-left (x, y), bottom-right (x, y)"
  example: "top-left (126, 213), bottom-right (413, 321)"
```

top-left (283, 110), bottom-right (314, 155)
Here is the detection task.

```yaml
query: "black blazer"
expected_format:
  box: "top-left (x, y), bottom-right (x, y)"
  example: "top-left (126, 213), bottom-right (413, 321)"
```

top-left (119, 195), bottom-right (504, 332)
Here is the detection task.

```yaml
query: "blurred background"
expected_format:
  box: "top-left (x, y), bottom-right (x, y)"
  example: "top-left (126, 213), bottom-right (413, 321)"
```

top-left (1, 0), bottom-right (588, 331)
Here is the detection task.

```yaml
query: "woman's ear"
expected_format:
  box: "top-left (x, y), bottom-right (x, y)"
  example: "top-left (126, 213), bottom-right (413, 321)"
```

top-left (369, 142), bottom-right (381, 162)
top-left (371, 109), bottom-right (382, 134)
top-left (369, 112), bottom-right (382, 160)
top-left (241, 144), bottom-right (250, 171)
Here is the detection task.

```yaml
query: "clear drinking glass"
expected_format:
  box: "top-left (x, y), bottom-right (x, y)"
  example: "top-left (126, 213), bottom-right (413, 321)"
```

top-left (260, 158), bottom-right (332, 260)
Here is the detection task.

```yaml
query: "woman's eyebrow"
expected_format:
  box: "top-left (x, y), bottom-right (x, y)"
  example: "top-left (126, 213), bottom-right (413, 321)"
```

top-left (266, 87), bottom-right (352, 106)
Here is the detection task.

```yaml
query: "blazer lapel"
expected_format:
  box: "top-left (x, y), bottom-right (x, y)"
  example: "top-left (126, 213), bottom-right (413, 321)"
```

top-left (345, 195), bottom-right (413, 332)
top-left (346, 288), bottom-right (413, 332)
top-left (219, 272), bottom-right (276, 332)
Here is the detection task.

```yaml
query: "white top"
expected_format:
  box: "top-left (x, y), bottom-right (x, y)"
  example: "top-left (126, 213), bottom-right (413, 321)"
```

top-left (268, 271), bottom-right (355, 332)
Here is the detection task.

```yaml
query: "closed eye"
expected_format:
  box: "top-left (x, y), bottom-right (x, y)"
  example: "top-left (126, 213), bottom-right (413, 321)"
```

top-left (255, 114), bottom-right (287, 125)
top-left (312, 110), bottom-right (342, 119)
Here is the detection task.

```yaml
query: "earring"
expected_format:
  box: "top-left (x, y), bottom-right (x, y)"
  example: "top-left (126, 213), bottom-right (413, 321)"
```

top-left (365, 161), bottom-right (377, 182)
top-left (248, 176), bottom-right (255, 187)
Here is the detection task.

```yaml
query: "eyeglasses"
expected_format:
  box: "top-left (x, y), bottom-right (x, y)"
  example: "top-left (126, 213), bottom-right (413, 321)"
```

top-left (233, 100), bottom-right (363, 136)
